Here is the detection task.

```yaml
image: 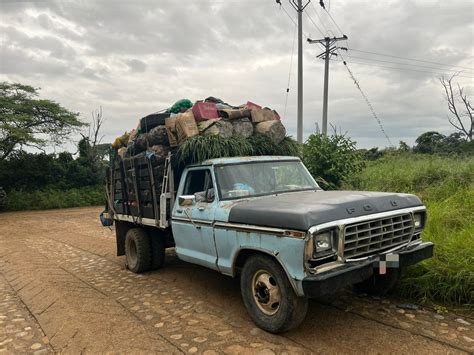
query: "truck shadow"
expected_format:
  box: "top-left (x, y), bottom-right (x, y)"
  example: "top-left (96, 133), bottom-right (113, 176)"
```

top-left (153, 250), bottom-right (357, 329)
top-left (132, 251), bottom-right (458, 353)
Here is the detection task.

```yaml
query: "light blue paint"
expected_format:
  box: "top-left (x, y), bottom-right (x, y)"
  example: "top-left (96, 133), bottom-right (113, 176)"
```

top-left (171, 167), bottom-right (218, 270)
top-left (171, 157), bottom-right (308, 295)
top-left (214, 228), bottom-right (306, 295)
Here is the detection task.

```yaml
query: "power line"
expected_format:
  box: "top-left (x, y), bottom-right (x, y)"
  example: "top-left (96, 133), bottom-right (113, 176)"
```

top-left (307, 1), bottom-right (328, 33)
top-left (312, 1), bottom-right (471, 75)
top-left (333, 47), bottom-right (394, 147)
top-left (275, 1), bottom-right (311, 38)
top-left (318, 1), bottom-right (345, 37)
top-left (303, 9), bottom-right (325, 37)
top-left (313, 1), bottom-right (392, 145)
top-left (347, 48), bottom-right (473, 71)
top-left (343, 54), bottom-right (474, 74)
top-left (342, 60), bottom-right (394, 147)
top-left (278, 2), bottom-right (298, 27)
top-left (339, 59), bottom-right (474, 79)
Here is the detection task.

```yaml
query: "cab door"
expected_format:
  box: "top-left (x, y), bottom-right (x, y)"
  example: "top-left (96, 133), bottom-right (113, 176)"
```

top-left (171, 168), bottom-right (218, 270)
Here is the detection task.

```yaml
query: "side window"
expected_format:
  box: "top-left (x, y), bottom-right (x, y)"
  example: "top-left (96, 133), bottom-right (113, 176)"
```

top-left (183, 169), bottom-right (215, 203)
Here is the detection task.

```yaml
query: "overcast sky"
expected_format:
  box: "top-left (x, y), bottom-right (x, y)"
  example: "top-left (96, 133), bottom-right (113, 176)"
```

top-left (1, 0), bottom-right (473, 150)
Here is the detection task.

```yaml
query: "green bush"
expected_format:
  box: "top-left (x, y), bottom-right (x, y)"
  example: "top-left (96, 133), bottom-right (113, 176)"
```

top-left (0, 151), bottom-right (106, 191)
top-left (345, 154), bottom-right (474, 307)
top-left (302, 133), bottom-right (364, 189)
top-left (4, 185), bottom-right (105, 211)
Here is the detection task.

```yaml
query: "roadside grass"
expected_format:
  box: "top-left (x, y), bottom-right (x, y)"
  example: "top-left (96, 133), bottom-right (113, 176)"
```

top-left (345, 153), bottom-right (474, 308)
top-left (4, 185), bottom-right (105, 211)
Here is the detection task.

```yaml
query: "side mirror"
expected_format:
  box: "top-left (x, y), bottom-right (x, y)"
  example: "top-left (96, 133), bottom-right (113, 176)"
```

top-left (178, 195), bottom-right (196, 206)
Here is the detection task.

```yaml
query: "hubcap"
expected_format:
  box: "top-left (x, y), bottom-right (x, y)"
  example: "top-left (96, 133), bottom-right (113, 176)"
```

top-left (251, 270), bottom-right (281, 316)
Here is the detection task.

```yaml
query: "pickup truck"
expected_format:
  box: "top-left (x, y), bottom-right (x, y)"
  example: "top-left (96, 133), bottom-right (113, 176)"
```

top-left (106, 155), bottom-right (433, 333)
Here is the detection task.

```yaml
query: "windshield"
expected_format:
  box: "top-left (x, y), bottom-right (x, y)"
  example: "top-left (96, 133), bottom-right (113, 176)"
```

top-left (214, 160), bottom-right (319, 200)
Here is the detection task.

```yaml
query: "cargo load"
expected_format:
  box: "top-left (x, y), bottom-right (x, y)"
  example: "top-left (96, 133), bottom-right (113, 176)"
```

top-left (108, 97), bottom-right (298, 222)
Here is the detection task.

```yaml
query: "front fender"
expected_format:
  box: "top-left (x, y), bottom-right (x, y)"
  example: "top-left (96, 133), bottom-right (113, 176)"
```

top-left (213, 224), bottom-right (307, 296)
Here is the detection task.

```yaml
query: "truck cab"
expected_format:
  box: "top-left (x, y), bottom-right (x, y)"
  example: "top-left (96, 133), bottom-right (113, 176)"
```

top-left (111, 156), bottom-right (433, 333)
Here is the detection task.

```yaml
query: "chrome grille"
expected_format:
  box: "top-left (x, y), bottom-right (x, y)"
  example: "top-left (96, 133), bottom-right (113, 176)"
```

top-left (343, 213), bottom-right (413, 258)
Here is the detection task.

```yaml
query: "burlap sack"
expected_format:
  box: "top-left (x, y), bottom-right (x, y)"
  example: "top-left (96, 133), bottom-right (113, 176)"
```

top-left (198, 119), bottom-right (233, 138)
top-left (232, 118), bottom-right (253, 138)
top-left (165, 115), bottom-right (178, 147)
top-left (218, 108), bottom-right (251, 120)
top-left (255, 120), bottom-right (286, 144)
top-left (250, 107), bottom-right (276, 123)
top-left (175, 111), bottom-right (199, 144)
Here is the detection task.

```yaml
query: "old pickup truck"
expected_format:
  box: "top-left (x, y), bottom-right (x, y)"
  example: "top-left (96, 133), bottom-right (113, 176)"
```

top-left (107, 155), bottom-right (433, 333)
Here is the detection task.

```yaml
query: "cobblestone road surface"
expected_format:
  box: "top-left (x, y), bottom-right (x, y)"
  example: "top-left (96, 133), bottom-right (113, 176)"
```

top-left (0, 207), bottom-right (472, 354)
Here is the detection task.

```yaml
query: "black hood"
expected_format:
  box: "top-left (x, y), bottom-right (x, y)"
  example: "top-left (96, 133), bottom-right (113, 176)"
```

top-left (227, 190), bottom-right (423, 231)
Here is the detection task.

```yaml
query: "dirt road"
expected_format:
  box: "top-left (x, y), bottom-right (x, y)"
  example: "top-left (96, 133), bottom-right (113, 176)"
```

top-left (0, 207), bottom-right (472, 354)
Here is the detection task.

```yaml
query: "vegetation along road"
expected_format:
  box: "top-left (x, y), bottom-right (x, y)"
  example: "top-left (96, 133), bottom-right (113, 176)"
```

top-left (0, 207), bottom-right (472, 354)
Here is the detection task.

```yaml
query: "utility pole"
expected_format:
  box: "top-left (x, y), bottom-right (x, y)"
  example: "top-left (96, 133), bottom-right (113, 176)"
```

top-left (308, 35), bottom-right (347, 135)
top-left (286, 0), bottom-right (310, 143)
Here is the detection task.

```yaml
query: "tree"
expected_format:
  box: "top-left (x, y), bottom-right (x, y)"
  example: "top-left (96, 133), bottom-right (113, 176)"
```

top-left (414, 131), bottom-right (445, 154)
top-left (0, 82), bottom-right (83, 161)
top-left (413, 131), bottom-right (473, 155)
top-left (398, 141), bottom-right (410, 152)
top-left (302, 131), bottom-right (364, 189)
top-left (440, 74), bottom-right (473, 141)
top-left (79, 106), bottom-right (110, 162)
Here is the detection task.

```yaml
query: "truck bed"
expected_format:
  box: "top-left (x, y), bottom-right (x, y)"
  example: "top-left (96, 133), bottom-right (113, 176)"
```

top-left (106, 152), bottom-right (174, 229)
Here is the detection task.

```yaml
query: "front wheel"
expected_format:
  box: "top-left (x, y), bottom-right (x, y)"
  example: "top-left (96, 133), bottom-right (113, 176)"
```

top-left (240, 254), bottom-right (308, 333)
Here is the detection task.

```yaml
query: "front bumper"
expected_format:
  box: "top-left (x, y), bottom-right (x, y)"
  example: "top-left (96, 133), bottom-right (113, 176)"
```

top-left (302, 242), bottom-right (434, 298)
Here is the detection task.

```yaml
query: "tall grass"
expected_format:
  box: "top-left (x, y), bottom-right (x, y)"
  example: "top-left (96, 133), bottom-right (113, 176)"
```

top-left (4, 185), bottom-right (105, 211)
top-left (176, 134), bottom-right (300, 166)
top-left (346, 153), bottom-right (474, 307)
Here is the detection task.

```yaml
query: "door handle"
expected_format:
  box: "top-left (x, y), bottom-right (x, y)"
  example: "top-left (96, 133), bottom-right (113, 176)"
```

top-left (198, 207), bottom-right (205, 211)
top-left (176, 209), bottom-right (183, 213)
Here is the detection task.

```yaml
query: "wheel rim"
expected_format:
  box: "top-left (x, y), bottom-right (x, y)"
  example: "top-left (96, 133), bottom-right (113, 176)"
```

top-left (127, 239), bottom-right (138, 269)
top-left (251, 269), bottom-right (281, 316)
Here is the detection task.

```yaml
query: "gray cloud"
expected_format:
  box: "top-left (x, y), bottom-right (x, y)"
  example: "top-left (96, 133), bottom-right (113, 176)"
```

top-left (126, 59), bottom-right (147, 72)
top-left (0, 0), bottom-right (472, 149)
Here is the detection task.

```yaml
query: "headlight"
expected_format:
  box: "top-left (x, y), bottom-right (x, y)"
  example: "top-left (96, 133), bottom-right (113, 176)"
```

top-left (315, 231), bottom-right (332, 252)
top-left (313, 229), bottom-right (338, 257)
top-left (413, 212), bottom-right (425, 229)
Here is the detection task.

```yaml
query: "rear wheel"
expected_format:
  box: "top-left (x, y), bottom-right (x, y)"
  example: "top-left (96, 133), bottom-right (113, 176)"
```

top-left (240, 254), bottom-right (308, 333)
top-left (125, 228), bottom-right (152, 273)
top-left (354, 269), bottom-right (401, 296)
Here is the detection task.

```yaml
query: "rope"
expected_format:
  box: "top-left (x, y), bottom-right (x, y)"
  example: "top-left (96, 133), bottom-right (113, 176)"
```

top-left (342, 59), bottom-right (394, 147)
top-left (333, 46), bottom-right (393, 147)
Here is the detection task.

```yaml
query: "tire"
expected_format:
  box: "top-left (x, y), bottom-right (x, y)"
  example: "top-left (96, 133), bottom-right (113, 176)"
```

top-left (125, 228), bottom-right (152, 273)
top-left (150, 233), bottom-right (166, 270)
top-left (140, 113), bottom-right (170, 132)
top-left (240, 254), bottom-right (308, 333)
top-left (354, 269), bottom-right (401, 296)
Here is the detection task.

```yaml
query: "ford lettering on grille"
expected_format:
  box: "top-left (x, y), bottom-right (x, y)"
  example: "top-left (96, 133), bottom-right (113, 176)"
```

top-left (343, 213), bottom-right (413, 258)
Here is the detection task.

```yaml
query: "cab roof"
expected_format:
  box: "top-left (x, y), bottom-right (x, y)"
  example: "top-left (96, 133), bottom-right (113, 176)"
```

top-left (189, 155), bottom-right (301, 167)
